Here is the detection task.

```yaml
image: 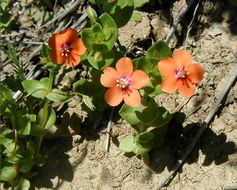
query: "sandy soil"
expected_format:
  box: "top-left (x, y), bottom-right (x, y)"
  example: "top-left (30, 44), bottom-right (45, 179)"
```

top-left (1, 0), bottom-right (237, 190)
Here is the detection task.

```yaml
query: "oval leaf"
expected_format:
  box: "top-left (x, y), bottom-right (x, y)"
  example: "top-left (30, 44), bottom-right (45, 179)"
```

top-left (0, 166), bottom-right (17, 182)
top-left (119, 104), bottom-right (141, 125)
top-left (37, 107), bottom-right (56, 129)
top-left (146, 40), bottom-right (172, 60)
top-left (22, 78), bottom-right (49, 99)
top-left (15, 177), bottom-right (30, 190)
top-left (46, 89), bottom-right (71, 102)
top-left (119, 136), bottom-right (136, 153)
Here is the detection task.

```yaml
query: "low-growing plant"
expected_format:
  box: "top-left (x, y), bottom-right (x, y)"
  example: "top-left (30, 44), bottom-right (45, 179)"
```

top-left (0, 0), bottom-right (12, 29)
top-left (0, 0), bottom-right (204, 188)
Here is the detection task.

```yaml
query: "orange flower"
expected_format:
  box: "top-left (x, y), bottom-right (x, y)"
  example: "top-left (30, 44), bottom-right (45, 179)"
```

top-left (158, 50), bottom-right (204, 97)
top-left (100, 57), bottom-right (149, 108)
top-left (48, 28), bottom-right (86, 67)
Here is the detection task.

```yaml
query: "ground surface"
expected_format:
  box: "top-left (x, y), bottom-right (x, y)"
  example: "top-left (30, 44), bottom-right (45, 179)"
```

top-left (1, 0), bottom-right (237, 190)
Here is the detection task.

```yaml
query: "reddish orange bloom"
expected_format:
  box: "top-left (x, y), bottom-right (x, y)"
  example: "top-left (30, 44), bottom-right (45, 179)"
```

top-left (48, 28), bottom-right (86, 67)
top-left (100, 57), bottom-right (149, 108)
top-left (158, 50), bottom-right (204, 97)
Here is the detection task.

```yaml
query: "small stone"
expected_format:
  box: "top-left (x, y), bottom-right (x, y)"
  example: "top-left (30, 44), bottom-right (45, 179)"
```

top-left (208, 29), bottom-right (223, 38)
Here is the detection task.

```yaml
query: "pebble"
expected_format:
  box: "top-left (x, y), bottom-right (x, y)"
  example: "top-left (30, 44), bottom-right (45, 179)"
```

top-left (208, 28), bottom-right (223, 38)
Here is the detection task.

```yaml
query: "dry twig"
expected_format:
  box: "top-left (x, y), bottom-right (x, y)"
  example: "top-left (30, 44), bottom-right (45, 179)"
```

top-left (184, 0), bottom-right (201, 49)
top-left (223, 183), bottom-right (237, 190)
top-left (165, 0), bottom-right (196, 44)
top-left (105, 109), bottom-right (115, 152)
top-left (0, 40), bottom-right (44, 45)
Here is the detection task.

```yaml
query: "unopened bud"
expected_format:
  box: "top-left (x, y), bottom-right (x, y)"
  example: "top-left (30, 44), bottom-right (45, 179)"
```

top-left (86, 6), bottom-right (97, 23)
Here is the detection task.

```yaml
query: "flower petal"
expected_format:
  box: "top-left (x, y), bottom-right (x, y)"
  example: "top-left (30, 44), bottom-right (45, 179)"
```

top-left (124, 89), bottom-right (141, 108)
top-left (173, 50), bottom-right (192, 68)
top-left (100, 67), bottom-right (119, 87)
top-left (104, 87), bottom-right (123, 107)
top-left (48, 28), bottom-right (78, 64)
top-left (158, 58), bottom-right (177, 77)
top-left (188, 64), bottom-right (204, 83)
top-left (116, 57), bottom-right (133, 77)
top-left (177, 79), bottom-right (196, 97)
top-left (131, 70), bottom-right (149, 89)
top-left (161, 75), bottom-right (178, 94)
top-left (65, 53), bottom-right (80, 67)
top-left (49, 50), bottom-right (65, 64)
top-left (71, 38), bottom-right (87, 56)
top-left (57, 28), bottom-right (78, 44)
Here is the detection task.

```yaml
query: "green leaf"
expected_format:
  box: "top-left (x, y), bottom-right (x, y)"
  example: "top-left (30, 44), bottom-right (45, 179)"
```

top-left (42, 43), bottom-right (50, 58)
top-left (120, 98), bottom-right (171, 127)
top-left (81, 13), bottom-right (118, 52)
top-left (135, 98), bottom-right (156, 124)
top-left (133, 0), bottom-right (150, 8)
top-left (102, 0), bottom-right (134, 27)
top-left (93, 92), bottom-right (108, 111)
top-left (30, 124), bottom-right (47, 136)
top-left (19, 149), bottom-right (33, 173)
top-left (20, 160), bottom-right (33, 173)
top-left (0, 85), bottom-right (16, 114)
top-left (133, 57), bottom-right (158, 74)
top-left (3, 77), bottom-right (24, 92)
top-left (0, 12), bottom-right (12, 28)
top-left (22, 78), bottom-right (49, 99)
top-left (134, 144), bottom-right (150, 155)
top-left (46, 89), bottom-right (71, 102)
top-left (86, 6), bottom-right (98, 23)
top-left (141, 71), bottom-right (162, 97)
top-left (0, 84), bottom-right (14, 101)
top-left (141, 152), bottom-right (149, 165)
top-left (148, 108), bottom-right (172, 128)
top-left (3, 142), bottom-right (17, 156)
top-left (87, 50), bottom-right (115, 69)
top-left (134, 131), bottom-right (164, 149)
top-left (27, 141), bottom-right (36, 153)
top-left (16, 112), bottom-right (36, 136)
top-left (3, 43), bottom-right (25, 80)
top-left (34, 154), bottom-right (45, 167)
top-left (15, 177), bottom-right (30, 190)
top-left (82, 95), bottom-right (95, 110)
top-left (41, 44), bottom-right (60, 71)
top-left (110, 1), bottom-right (134, 27)
top-left (119, 104), bottom-right (141, 125)
top-left (73, 79), bottom-right (93, 96)
top-left (37, 107), bottom-right (56, 129)
top-left (0, 133), bottom-right (13, 147)
top-left (0, 0), bottom-right (10, 11)
top-left (135, 98), bottom-right (171, 127)
top-left (0, 166), bottom-right (17, 182)
top-left (229, 0), bottom-right (237, 6)
top-left (146, 40), bottom-right (172, 60)
top-left (5, 154), bottom-right (24, 164)
top-left (98, 12), bottom-right (117, 29)
top-left (135, 131), bottom-right (154, 148)
top-left (131, 11), bottom-right (143, 22)
top-left (119, 136), bottom-right (136, 153)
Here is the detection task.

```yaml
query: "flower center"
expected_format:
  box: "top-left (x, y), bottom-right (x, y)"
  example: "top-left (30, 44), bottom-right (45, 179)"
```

top-left (116, 76), bottom-right (131, 89)
top-left (176, 67), bottom-right (187, 79)
top-left (61, 43), bottom-right (71, 57)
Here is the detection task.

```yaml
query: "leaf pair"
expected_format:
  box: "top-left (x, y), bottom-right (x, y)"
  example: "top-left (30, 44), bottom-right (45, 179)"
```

top-left (22, 78), bottom-right (71, 102)
top-left (81, 13), bottom-right (118, 69)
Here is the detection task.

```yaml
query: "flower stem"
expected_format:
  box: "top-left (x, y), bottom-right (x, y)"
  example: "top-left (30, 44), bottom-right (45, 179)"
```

top-left (36, 70), bottom-right (54, 154)
top-left (10, 112), bottom-right (19, 150)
